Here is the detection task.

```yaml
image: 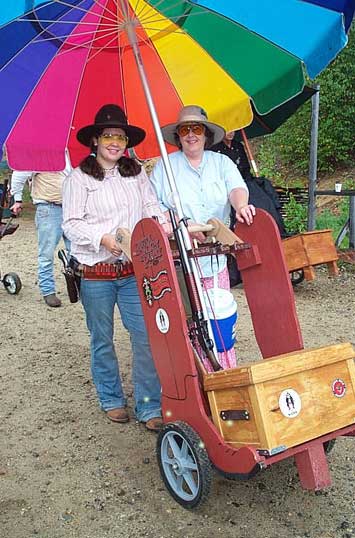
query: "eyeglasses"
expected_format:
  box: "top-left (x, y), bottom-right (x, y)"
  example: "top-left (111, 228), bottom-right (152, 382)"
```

top-left (99, 133), bottom-right (129, 146)
top-left (177, 123), bottom-right (205, 137)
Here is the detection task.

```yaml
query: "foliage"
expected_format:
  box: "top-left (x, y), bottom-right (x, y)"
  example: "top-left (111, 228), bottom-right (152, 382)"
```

top-left (256, 143), bottom-right (283, 183)
top-left (282, 192), bottom-right (350, 248)
top-left (283, 193), bottom-right (308, 234)
top-left (256, 28), bottom-right (355, 177)
top-left (316, 197), bottom-right (350, 248)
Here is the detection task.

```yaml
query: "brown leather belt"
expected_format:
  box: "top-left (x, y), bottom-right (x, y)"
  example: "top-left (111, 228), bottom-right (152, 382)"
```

top-left (75, 261), bottom-right (134, 281)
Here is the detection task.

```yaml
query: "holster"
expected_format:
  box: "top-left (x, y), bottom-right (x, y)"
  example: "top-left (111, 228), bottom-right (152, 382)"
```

top-left (58, 250), bottom-right (81, 304)
top-left (62, 267), bottom-right (81, 303)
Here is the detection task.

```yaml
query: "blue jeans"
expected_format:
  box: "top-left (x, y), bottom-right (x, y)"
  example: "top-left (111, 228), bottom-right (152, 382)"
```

top-left (80, 276), bottom-right (161, 422)
top-left (35, 203), bottom-right (70, 297)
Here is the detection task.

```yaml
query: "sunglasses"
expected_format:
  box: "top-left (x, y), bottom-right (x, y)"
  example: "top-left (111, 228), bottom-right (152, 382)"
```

top-left (177, 123), bottom-right (205, 137)
top-left (99, 133), bottom-right (129, 146)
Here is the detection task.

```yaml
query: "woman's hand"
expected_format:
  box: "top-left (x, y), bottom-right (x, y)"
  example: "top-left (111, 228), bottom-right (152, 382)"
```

top-left (235, 204), bottom-right (256, 225)
top-left (100, 233), bottom-right (123, 257)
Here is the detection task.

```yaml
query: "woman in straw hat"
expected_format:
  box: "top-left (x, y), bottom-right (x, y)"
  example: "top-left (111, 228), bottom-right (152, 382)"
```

top-left (62, 104), bottom-right (170, 431)
top-left (150, 105), bottom-right (256, 371)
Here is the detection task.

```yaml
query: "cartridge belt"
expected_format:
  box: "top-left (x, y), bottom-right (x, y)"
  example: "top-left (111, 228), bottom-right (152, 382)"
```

top-left (72, 260), bottom-right (134, 281)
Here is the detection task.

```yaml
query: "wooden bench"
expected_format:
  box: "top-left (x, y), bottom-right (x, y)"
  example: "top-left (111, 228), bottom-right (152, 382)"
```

top-left (274, 187), bottom-right (339, 280)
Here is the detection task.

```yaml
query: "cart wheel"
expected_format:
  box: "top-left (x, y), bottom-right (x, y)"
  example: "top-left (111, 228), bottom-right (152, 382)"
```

top-left (324, 439), bottom-right (336, 454)
top-left (290, 269), bottom-right (305, 286)
top-left (157, 421), bottom-right (211, 509)
top-left (3, 272), bottom-right (22, 294)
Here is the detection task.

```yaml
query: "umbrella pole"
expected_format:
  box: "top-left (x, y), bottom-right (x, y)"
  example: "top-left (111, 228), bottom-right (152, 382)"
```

top-left (124, 23), bottom-right (184, 222)
top-left (123, 17), bottom-right (220, 364)
top-left (241, 129), bottom-right (259, 177)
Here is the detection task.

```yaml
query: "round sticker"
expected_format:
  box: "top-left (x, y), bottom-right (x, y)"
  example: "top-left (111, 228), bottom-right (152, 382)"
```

top-left (279, 389), bottom-right (301, 418)
top-left (156, 308), bottom-right (170, 334)
top-left (331, 378), bottom-right (346, 398)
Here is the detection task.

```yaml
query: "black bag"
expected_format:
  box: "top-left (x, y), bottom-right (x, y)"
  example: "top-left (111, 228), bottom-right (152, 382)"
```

top-left (228, 176), bottom-right (288, 287)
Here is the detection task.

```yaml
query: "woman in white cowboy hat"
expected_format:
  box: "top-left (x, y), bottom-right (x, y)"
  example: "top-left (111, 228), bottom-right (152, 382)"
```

top-left (62, 104), bottom-right (170, 431)
top-left (150, 105), bottom-right (256, 371)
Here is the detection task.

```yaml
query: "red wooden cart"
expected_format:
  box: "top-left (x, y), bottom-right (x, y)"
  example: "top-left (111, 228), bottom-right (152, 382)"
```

top-left (130, 209), bottom-right (355, 509)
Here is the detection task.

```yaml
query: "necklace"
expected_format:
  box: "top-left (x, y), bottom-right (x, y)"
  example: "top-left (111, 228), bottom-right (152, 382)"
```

top-left (103, 164), bottom-right (116, 171)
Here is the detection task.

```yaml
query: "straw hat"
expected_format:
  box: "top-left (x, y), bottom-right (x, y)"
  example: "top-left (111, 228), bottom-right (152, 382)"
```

top-left (162, 105), bottom-right (225, 146)
top-left (77, 104), bottom-right (146, 148)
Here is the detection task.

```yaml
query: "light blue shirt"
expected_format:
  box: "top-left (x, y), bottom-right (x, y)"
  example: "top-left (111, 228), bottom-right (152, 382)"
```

top-left (150, 150), bottom-right (248, 277)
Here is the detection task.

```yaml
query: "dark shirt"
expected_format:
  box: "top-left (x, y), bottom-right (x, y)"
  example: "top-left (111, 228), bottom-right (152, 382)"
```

top-left (210, 139), bottom-right (252, 180)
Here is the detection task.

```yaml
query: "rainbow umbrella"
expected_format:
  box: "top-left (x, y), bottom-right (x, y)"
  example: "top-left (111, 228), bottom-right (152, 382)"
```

top-left (0, 0), bottom-right (353, 173)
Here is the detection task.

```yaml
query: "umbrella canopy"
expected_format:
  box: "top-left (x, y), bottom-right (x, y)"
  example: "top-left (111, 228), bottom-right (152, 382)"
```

top-left (0, 0), bottom-right (353, 171)
top-left (235, 86), bottom-right (318, 141)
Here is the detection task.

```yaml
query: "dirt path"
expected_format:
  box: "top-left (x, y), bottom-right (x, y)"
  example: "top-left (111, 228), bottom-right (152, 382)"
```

top-left (0, 215), bottom-right (354, 538)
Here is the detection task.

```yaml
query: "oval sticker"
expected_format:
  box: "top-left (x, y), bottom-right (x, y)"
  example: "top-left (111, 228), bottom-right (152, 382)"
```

top-left (156, 308), bottom-right (170, 334)
top-left (279, 389), bottom-right (301, 418)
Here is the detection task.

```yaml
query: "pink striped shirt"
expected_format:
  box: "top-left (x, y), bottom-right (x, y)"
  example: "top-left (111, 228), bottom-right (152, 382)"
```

top-left (62, 166), bottom-right (166, 265)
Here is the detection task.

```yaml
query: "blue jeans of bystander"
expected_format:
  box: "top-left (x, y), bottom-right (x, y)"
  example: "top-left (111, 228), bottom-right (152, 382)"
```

top-left (35, 203), bottom-right (69, 297)
top-left (80, 276), bottom-right (161, 422)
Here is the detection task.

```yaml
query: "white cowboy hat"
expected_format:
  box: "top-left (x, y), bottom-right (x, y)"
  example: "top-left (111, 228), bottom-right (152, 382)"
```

top-left (162, 105), bottom-right (225, 146)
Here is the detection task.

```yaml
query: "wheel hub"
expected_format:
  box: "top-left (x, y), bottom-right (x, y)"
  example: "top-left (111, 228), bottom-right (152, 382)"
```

top-left (172, 459), bottom-right (183, 476)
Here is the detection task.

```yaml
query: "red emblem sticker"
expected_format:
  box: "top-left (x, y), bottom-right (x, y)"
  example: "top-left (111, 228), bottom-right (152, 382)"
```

top-left (331, 378), bottom-right (346, 398)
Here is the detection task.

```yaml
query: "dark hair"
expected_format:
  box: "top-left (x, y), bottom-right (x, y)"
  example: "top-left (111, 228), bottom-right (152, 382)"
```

top-left (79, 129), bottom-right (141, 180)
top-left (174, 126), bottom-right (214, 150)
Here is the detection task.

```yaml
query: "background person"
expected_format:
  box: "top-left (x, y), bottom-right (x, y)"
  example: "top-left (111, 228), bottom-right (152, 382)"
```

top-left (150, 105), bottom-right (255, 370)
top-left (10, 153), bottom-right (71, 307)
top-left (211, 130), bottom-right (252, 180)
top-left (211, 130), bottom-right (287, 286)
top-left (62, 104), bottom-right (169, 431)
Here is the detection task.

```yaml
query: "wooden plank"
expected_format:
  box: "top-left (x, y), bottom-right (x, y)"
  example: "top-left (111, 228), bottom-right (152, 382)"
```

top-left (301, 230), bottom-right (338, 265)
top-left (235, 209), bottom-right (303, 359)
top-left (282, 230), bottom-right (339, 273)
top-left (203, 343), bottom-right (355, 390)
top-left (283, 234), bottom-right (309, 270)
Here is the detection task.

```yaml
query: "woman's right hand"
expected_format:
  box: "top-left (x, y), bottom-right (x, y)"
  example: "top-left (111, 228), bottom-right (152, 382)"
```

top-left (100, 234), bottom-right (123, 257)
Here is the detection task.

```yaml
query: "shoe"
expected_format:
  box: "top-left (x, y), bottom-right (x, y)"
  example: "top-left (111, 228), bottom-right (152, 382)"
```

top-left (106, 408), bottom-right (129, 423)
top-left (145, 417), bottom-right (163, 432)
top-left (44, 294), bottom-right (62, 307)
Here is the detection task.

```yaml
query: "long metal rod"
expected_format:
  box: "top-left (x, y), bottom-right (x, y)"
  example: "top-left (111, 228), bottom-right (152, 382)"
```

top-left (122, 12), bottom-right (218, 353)
top-left (307, 85), bottom-right (320, 231)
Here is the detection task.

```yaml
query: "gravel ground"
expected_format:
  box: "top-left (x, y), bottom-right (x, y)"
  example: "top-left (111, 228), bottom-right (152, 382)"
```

top-left (0, 212), bottom-right (354, 538)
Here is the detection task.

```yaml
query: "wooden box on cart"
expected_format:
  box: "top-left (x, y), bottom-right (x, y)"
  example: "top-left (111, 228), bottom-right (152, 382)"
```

top-left (204, 343), bottom-right (355, 455)
top-left (282, 229), bottom-right (339, 280)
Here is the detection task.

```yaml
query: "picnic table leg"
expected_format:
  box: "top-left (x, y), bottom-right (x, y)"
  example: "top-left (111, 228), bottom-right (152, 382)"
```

top-left (327, 260), bottom-right (340, 277)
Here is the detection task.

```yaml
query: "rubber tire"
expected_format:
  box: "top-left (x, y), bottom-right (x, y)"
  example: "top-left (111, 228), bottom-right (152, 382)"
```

top-left (157, 421), bottom-right (211, 509)
top-left (290, 269), bottom-right (305, 286)
top-left (3, 272), bottom-right (22, 295)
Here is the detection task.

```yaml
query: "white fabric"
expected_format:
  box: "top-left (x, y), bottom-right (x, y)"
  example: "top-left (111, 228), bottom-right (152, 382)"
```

top-left (150, 150), bottom-right (248, 277)
top-left (62, 166), bottom-right (166, 266)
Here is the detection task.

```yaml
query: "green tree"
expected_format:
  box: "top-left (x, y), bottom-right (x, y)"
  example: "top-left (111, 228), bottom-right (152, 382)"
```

top-left (257, 28), bottom-right (354, 176)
